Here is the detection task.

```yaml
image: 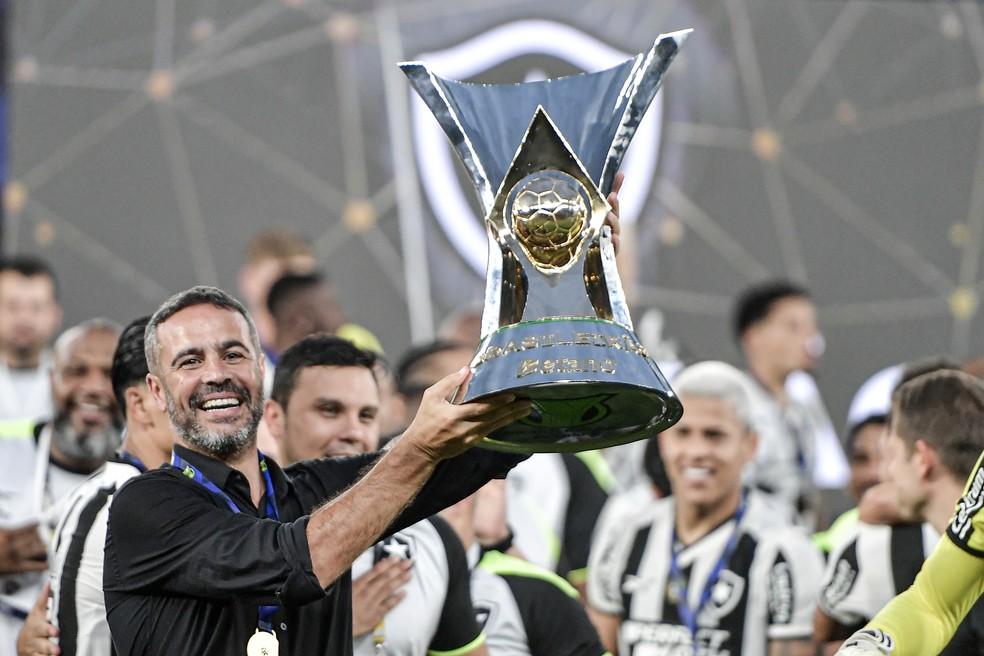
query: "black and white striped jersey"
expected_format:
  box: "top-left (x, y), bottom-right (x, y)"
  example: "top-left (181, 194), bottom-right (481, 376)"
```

top-left (351, 515), bottom-right (482, 656)
top-left (819, 522), bottom-right (938, 629)
top-left (820, 520), bottom-right (984, 655)
top-left (587, 490), bottom-right (823, 656)
top-left (49, 459), bottom-right (141, 656)
top-left (469, 548), bottom-right (607, 656)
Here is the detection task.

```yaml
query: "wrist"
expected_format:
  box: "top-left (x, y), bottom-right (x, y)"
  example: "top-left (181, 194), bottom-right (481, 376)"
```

top-left (388, 432), bottom-right (442, 471)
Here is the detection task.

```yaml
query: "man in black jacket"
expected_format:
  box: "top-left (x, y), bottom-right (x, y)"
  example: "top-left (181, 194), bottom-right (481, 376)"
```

top-left (103, 286), bottom-right (530, 656)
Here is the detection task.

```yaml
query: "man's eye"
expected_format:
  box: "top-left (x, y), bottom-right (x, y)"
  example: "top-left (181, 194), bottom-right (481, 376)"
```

top-left (225, 352), bottom-right (245, 361)
top-left (178, 358), bottom-right (201, 368)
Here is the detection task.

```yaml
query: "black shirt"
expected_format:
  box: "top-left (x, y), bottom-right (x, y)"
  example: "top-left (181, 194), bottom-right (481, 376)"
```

top-left (103, 444), bottom-right (523, 656)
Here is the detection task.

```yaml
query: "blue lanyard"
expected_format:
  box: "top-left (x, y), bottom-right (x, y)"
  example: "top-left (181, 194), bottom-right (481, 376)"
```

top-left (171, 451), bottom-right (281, 631)
top-left (667, 494), bottom-right (747, 643)
top-left (118, 451), bottom-right (147, 473)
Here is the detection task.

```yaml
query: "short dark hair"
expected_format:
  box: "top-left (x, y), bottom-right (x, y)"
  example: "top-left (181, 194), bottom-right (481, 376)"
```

top-left (112, 316), bottom-right (151, 418)
top-left (732, 280), bottom-right (810, 340)
top-left (145, 286), bottom-right (258, 374)
top-left (266, 272), bottom-right (326, 317)
top-left (394, 339), bottom-right (470, 397)
top-left (0, 254), bottom-right (59, 299)
top-left (892, 370), bottom-right (984, 480)
top-left (271, 333), bottom-right (377, 407)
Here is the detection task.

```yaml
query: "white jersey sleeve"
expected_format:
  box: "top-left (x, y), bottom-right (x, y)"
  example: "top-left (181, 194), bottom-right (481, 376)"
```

top-left (760, 526), bottom-right (824, 640)
top-left (586, 517), bottom-right (626, 615)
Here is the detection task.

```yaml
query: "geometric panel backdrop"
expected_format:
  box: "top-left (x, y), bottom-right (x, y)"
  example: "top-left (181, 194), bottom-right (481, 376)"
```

top-left (8, 0), bottom-right (984, 425)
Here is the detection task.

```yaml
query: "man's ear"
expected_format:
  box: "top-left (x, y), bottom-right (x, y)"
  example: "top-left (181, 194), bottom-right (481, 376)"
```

top-left (742, 429), bottom-right (760, 463)
top-left (125, 387), bottom-right (147, 425)
top-left (263, 399), bottom-right (286, 445)
top-left (146, 373), bottom-right (167, 412)
top-left (912, 439), bottom-right (940, 481)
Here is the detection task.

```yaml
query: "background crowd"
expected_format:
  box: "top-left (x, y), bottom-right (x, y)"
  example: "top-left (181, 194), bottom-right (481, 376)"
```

top-left (1, 227), bottom-right (981, 656)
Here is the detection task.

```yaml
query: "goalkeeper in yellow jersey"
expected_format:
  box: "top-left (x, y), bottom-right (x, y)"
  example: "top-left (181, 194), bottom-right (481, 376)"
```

top-left (837, 370), bottom-right (984, 655)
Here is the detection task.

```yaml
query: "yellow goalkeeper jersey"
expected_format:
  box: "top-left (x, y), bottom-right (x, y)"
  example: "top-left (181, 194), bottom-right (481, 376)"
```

top-left (844, 449), bottom-right (984, 654)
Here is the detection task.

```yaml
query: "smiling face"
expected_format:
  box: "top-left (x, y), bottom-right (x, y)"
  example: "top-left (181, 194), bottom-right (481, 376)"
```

top-left (271, 365), bottom-right (380, 463)
top-left (878, 421), bottom-right (929, 521)
top-left (51, 327), bottom-right (122, 461)
top-left (147, 304), bottom-right (265, 461)
top-left (659, 394), bottom-right (757, 513)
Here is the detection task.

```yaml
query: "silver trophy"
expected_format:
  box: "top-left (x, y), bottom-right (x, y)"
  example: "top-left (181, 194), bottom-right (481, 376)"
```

top-left (402, 30), bottom-right (691, 452)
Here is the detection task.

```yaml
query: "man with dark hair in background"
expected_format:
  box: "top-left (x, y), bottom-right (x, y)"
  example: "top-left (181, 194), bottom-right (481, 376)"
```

top-left (733, 280), bottom-right (839, 526)
top-left (0, 319), bottom-right (121, 656)
top-left (16, 316), bottom-right (174, 656)
top-left (0, 255), bottom-right (62, 422)
top-left (263, 333), bottom-right (488, 656)
top-left (394, 340), bottom-right (612, 595)
top-left (266, 273), bottom-right (347, 358)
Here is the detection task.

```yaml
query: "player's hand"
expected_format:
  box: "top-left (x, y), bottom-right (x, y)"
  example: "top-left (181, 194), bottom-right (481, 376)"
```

top-left (0, 525), bottom-right (48, 575)
top-left (604, 171), bottom-right (624, 255)
top-left (835, 629), bottom-right (895, 655)
top-left (16, 581), bottom-right (59, 656)
top-left (351, 558), bottom-right (412, 637)
top-left (402, 367), bottom-right (531, 463)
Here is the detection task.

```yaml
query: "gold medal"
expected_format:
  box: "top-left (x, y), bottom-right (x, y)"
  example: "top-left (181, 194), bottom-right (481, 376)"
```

top-left (246, 629), bottom-right (279, 656)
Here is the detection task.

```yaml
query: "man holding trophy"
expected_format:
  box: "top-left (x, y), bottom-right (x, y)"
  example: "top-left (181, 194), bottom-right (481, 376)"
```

top-left (100, 29), bottom-right (691, 656)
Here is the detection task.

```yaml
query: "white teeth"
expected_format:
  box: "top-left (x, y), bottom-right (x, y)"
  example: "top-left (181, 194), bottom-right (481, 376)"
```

top-left (201, 398), bottom-right (241, 410)
top-left (683, 467), bottom-right (711, 480)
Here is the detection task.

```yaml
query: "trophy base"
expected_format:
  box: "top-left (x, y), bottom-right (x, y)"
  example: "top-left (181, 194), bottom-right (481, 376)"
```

top-left (462, 318), bottom-right (682, 453)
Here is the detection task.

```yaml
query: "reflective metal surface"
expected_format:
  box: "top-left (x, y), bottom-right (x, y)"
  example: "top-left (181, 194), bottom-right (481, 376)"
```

top-left (401, 31), bottom-right (690, 451)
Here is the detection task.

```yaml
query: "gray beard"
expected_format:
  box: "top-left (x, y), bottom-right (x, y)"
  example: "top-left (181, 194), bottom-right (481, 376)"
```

top-left (51, 415), bottom-right (122, 467)
top-left (165, 392), bottom-right (263, 462)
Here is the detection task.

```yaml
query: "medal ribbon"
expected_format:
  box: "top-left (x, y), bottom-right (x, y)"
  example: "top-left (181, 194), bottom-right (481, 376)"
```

top-left (171, 451), bottom-right (281, 632)
top-left (667, 493), bottom-right (747, 643)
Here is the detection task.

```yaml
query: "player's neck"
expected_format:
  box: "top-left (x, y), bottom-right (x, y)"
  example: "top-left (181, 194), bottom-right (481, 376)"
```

top-left (748, 359), bottom-right (788, 401)
top-left (675, 489), bottom-right (743, 545)
top-left (120, 432), bottom-right (169, 470)
top-left (926, 476), bottom-right (967, 534)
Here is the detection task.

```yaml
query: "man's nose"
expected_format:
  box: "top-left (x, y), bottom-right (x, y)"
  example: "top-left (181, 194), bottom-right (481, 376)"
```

top-left (81, 368), bottom-right (112, 396)
top-left (200, 355), bottom-right (233, 383)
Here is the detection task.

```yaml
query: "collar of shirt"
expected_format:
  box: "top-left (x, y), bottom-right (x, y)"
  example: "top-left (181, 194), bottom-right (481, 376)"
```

top-left (172, 443), bottom-right (292, 513)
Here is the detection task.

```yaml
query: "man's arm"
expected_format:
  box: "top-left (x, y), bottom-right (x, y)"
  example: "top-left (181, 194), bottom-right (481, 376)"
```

top-left (765, 527), bottom-right (825, 652)
top-left (305, 368), bottom-right (529, 587)
top-left (838, 450), bottom-right (984, 655)
top-left (837, 535), bottom-right (984, 655)
top-left (587, 607), bottom-right (619, 655)
top-left (768, 639), bottom-right (816, 656)
top-left (106, 369), bottom-right (528, 602)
